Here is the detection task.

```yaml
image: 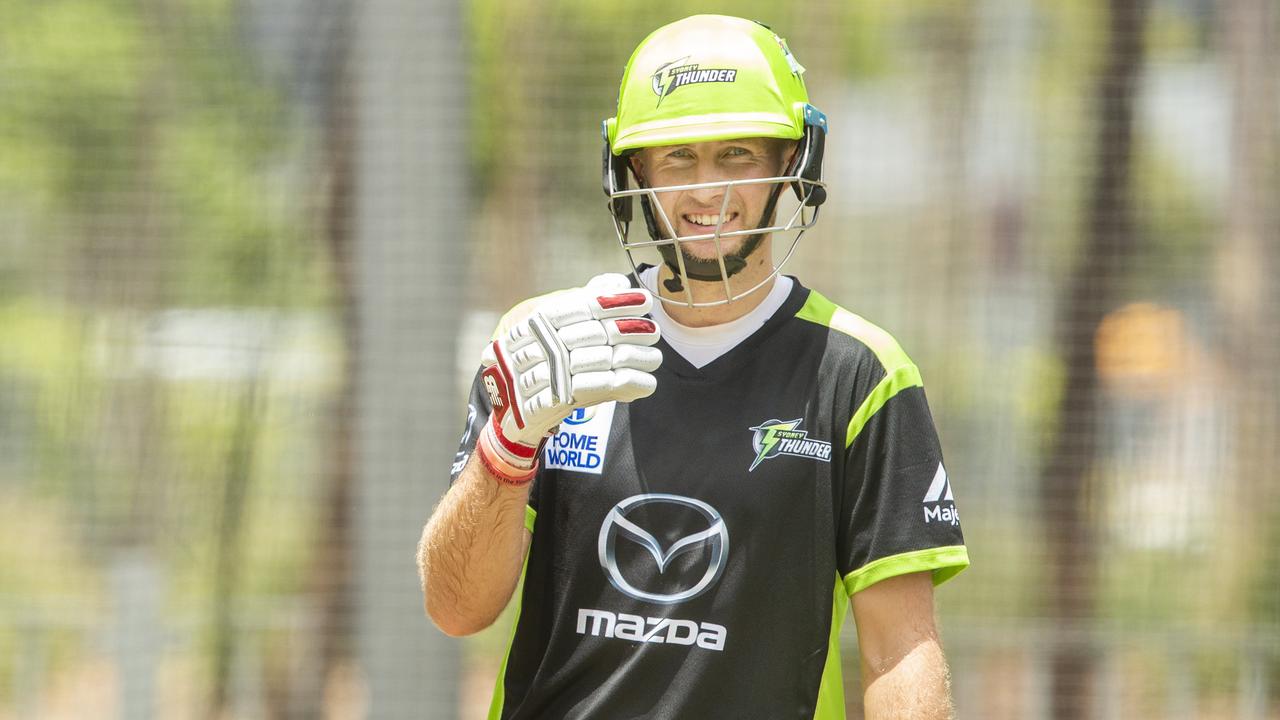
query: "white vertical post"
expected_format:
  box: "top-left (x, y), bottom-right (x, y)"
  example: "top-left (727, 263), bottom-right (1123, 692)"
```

top-left (353, 0), bottom-right (465, 716)
top-left (1026, 636), bottom-right (1051, 720)
top-left (1095, 648), bottom-right (1122, 720)
top-left (14, 618), bottom-right (46, 720)
top-left (1167, 645), bottom-right (1196, 720)
top-left (110, 550), bottom-right (162, 720)
top-left (1238, 649), bottom-right (1266, 720)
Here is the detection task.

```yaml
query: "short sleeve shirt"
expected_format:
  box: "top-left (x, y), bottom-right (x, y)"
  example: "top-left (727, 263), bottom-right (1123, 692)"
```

top-left (450, 277), bottom-right (968, 719)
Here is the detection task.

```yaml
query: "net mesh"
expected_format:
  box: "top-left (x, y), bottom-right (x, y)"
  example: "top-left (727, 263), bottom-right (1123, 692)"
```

top-left (1, 0), bottom-right (1277, 718)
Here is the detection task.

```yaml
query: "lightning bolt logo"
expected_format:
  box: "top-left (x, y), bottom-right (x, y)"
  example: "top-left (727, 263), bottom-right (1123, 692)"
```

top-left (649, 56), bottom-right (737, 108)
top-left (650, 57), bottom-right (691, 107)
top-left (747, 417), bottom-right (833, 472)
top-left (748, 418), bottom-right (802, 471)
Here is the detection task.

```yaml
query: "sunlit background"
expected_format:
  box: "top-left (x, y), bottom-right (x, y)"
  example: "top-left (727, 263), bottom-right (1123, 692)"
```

top-left (1, 0), bottom-right (1277, 718)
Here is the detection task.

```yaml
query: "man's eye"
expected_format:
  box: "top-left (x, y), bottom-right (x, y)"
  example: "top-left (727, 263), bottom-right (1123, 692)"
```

top-left (724, 147), bottom-right (752, 158)
top-left (668, 149), bottom-right (693, 159)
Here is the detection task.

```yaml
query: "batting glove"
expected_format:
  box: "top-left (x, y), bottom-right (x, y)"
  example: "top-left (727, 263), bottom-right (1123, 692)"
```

top-left (476, 273), bottom-right (662, 485)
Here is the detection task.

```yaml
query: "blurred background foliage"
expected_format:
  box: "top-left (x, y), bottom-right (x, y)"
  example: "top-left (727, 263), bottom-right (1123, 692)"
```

top-left (0, 0), bottom-right (1276, 718)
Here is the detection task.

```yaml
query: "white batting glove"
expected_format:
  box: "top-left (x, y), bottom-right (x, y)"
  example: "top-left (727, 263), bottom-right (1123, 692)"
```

top-left (476, 273), bottom-right (662, 485)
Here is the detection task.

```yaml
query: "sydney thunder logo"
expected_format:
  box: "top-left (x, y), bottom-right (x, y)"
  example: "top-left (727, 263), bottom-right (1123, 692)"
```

top-left (651, 57), bottom-right (738, 106)
top-left (747, 418), bottom-right (833, 471)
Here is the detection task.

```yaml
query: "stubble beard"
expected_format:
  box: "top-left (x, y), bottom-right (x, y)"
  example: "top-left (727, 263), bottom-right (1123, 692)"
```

top-left (675, 231), bottom-right (765, 275)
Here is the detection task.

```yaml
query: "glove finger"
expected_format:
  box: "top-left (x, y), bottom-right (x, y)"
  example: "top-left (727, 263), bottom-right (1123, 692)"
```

top-left (590, 288), bottom-right (652, 321)
top-left (571, 368), bottom-right (657, 405)
top-left (612, 344), bottom-right (662, 373)
top-left (610, 368), bottom-right (658, 402)
top-left (585, 273), bottom-right (631, 294)
top-left (510, 342), bottom-right (546, 373)
top-left (569, 345), bottom-right (613, 374)
top-left (503, 319), bottom-right (540, 352)
top-left (570, 371), bottom-right (617, 406)
top-left (480, 341), bottom-right (498, 368)
top-left (521, 386), bottom-right (560, 420)
top-left (539, 299), bottom-right (593, 329)
top-left (604, 317), bottom-right (660, 346)
top-left (557, 319), bottom-right (609, 350)
top-left (518, 364), bottom-right (551, 398)
top-left (539, 279), bottom-right (650, 328)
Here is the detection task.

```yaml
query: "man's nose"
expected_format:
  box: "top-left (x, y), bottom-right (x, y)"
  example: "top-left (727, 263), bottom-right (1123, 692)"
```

top-left (687, 160), bottom-right (727, 206)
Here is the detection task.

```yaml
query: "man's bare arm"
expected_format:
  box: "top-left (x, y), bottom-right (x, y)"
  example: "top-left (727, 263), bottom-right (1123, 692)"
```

top-left (418, 275), bottom-right (661, 637)
top-left (417, 453), bottom-right (532, 637)
top-left (852, 571), bottom-right (954, 720)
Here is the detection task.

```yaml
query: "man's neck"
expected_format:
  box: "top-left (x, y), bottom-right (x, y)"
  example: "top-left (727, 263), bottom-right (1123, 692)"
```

top-left (656, 251), bottom-right (776, 327)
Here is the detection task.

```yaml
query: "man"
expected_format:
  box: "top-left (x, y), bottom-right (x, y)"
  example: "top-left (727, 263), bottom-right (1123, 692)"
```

top-left (419, 15), bottom-right (968, 719)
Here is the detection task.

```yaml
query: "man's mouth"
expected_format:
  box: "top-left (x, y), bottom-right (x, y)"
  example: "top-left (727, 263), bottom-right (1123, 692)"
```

top-left (682, 212), bottom-right (738, 231)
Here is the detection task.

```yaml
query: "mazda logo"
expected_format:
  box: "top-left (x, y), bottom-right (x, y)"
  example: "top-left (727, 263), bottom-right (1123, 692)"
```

top-left (597, 493), bottom-right (729, 605)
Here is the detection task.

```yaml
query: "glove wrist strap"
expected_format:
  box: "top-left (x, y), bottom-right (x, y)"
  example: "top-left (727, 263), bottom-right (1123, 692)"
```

top-left (477, 423), bottom-right (540, 487)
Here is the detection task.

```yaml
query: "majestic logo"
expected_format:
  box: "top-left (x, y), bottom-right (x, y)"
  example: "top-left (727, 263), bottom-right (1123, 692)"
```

top-left (651, 57), bottom-right (737, 106)
top-left (747, 418), bottom-right (833, 471)
top-left (597, 493), bottom-right (728, 605)
top-left (922, 463), bottom-right (960, 526)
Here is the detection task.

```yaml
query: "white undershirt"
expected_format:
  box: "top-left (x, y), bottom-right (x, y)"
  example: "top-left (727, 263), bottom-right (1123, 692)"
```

top-left (640, 266), bottom-right (794, 369)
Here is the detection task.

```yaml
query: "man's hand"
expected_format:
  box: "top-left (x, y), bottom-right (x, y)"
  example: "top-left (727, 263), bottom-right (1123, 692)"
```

top-left (476, 273), bottom-right (661, 484)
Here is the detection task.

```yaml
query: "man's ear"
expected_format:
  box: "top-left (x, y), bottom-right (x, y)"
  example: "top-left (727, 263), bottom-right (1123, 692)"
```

top-left (628, 152), bottom-right (646, 185)
top-left (781, 139), bottom-right (801, 173)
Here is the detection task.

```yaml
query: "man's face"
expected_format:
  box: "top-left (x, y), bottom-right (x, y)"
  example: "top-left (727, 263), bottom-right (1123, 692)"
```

top-left (630, 138), bottom-right (795, 263)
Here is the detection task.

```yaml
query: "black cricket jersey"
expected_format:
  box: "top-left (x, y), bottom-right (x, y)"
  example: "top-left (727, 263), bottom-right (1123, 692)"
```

top-left (450, 276), bottom-right (969, 720)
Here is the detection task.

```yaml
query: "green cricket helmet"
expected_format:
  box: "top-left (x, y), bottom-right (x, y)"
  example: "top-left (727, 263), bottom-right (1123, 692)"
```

top-left (602, 14), bottom-right (828, 307)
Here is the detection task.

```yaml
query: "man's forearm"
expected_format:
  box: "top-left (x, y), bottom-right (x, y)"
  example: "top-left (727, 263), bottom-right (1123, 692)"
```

top-left (417, 454), bottom-right (531, 636)
top-left (862, 636), bottom-right (954, 720)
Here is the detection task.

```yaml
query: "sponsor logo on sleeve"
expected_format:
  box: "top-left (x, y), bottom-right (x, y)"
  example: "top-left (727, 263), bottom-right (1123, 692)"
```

top-left (922, 463), bottom-right (960, 526)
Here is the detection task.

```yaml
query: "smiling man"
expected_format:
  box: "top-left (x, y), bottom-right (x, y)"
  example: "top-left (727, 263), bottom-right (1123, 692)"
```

top-left (625, 135), bottom-right (792, 317)
top-left (418, 15), bottom-right (968, 719)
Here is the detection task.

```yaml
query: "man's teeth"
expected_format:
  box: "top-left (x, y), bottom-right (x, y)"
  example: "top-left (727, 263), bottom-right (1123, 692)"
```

top-left (687, 213), bottom-right (733, 226)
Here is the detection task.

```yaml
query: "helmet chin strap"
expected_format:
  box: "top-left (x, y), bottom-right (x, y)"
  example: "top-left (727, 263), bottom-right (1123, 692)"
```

top-left (645, 181), bottom-right (787, 294)
top-left (656, 234), bottom-right (762, 291)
